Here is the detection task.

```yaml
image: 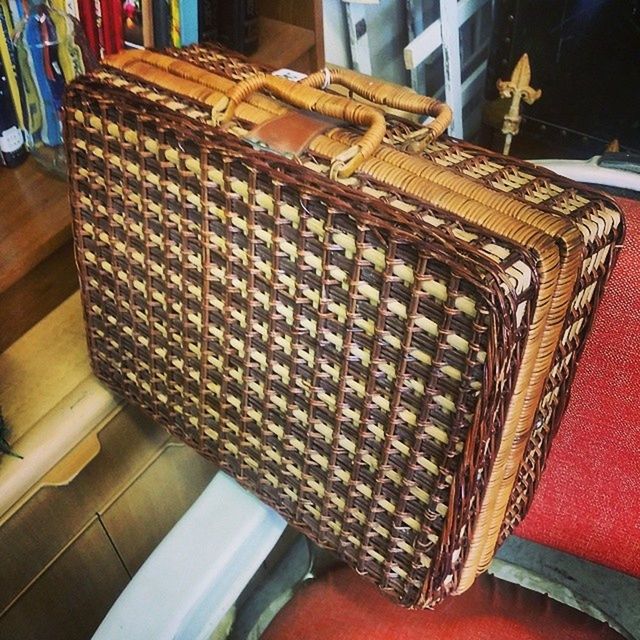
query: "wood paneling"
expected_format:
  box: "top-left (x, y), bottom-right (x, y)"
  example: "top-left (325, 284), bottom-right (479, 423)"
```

top-left (102, 444), bottom-right (217, 575)
top-left (0, 519), bottom-right (129, 640)
top-left (249, 17), bottom-right (317, 72)
top-left (0, 292), bottom-right (91, 448)
top-left (258, 0), bottom-right (316, 31)
top-left (256, 0), bottom-right (324, 70)
top-left (0, 240), bottom-right (78, 353)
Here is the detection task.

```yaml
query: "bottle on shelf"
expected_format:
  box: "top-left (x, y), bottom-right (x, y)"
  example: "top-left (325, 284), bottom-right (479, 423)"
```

top-left (0, 51), bottom-right (27, 167)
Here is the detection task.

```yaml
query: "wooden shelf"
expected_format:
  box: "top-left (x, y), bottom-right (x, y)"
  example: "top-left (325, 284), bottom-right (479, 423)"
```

top-left (249, 16), bottom-right (317, 72)
top-left (0, 159), bottom-right (76, 352)
top-left (0, 158), bottom-right (71, 294)
top-left (256, 0), bottom-right (324, 71)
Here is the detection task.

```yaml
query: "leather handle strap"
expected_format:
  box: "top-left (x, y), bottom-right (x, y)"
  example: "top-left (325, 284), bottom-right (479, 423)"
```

top-left (301, 67), bottom-right (452, 150)
top-left (212, 73), bottom-right (387, 178)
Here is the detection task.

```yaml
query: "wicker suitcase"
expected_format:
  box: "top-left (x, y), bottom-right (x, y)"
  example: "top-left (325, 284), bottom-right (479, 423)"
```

top-left (64, 46), bottom-right (622, 607)
top-left (153, 45), bottom-right (626, 586)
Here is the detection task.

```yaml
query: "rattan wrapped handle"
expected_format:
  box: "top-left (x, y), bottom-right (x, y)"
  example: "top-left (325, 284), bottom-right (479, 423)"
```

top-left (301, 67), bottom-right (452, 150)
top-left (213, 73), bottom-right (387, 179)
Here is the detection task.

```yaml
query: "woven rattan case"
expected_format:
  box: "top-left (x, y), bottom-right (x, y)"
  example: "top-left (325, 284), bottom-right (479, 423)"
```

top-left (153, 45), bottom-right (626, 587)
top-left (64, 46), bottom-right (622, 607)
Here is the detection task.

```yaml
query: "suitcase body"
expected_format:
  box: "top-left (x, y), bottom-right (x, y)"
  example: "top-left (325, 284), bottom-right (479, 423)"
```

top-left (157, 49), bottom-right (624, 571)
top-left (160, 44), bottom-right (625, 583)
top-left (64, 45), bottom-right (623, 606)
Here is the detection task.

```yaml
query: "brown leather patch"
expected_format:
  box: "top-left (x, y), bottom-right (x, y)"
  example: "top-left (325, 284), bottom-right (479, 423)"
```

top-left (245, 110), bottom-right (337, 157)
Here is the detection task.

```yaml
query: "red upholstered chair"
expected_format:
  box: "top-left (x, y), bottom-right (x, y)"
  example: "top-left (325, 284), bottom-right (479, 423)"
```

top-left (515, 198), bottom-right (640, 578)
top-left (260, 197), bottom-right (639, 639)
top-left (261, 567), bottom-right (624, 640)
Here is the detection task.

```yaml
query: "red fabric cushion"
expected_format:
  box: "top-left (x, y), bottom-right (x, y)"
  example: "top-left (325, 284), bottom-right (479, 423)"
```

top-left (517, 197), bottom-right (640, 577)
top-left (262, 567), bottom-right (623, 640)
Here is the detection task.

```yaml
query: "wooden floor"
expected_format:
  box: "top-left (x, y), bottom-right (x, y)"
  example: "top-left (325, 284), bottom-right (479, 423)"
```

top-left (0, 159), bottom-right (77, 352)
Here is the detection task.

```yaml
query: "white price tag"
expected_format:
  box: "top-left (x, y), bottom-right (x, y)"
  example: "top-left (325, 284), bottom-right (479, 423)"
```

top-left (271, 68), bottom-right (308, 83)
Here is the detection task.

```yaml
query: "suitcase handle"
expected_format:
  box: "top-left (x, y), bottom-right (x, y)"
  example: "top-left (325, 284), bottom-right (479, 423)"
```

top-left (300, 67), bottom-right (452, 150)
top-left (213, 73), bottom-right (387, 179)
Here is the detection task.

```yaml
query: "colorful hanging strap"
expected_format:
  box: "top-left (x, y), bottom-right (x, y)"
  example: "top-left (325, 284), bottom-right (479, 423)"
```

top-left (24, 9), bottom-right (62, 145)
top-left (43, 15), bottom-right (67, 109)
top-left (49, 8), bottom-right (85, 80)
top-left (72, 14), bottom-right (97, 70)
top-left (0, 0), bottom-right (26, 127)
top-left (15, 30), bottom-right (42, 137)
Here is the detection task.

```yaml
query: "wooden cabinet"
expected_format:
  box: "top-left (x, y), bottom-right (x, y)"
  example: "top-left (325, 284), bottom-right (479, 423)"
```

top-left (0, 407), bottom-right (165, 612)
top-left (252, 0), bottom-right (324, 73)
top-left (0, 407), bottom-right (216, 640)
top-left (0, 520), bottom-right (129, 640)
top-left (101, 443), bottom-right (216, 576)
top-left (0, 160), bottom-right (77, 352)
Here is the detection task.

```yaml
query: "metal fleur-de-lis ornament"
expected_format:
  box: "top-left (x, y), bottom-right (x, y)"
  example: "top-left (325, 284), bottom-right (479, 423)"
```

top-left (497, 53), bottom-right (542, 155)
top-left (605, 139), bottom-right (620, 153)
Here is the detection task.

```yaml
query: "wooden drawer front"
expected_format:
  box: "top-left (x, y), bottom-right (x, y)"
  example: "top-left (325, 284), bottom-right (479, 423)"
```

top-left (0, 518), bottom-right (129, 640)
top-left (0, 426), bottom-right (218, 640)
top-left (102, 443), bottom-right (217, 575)
top-left (0, 405), bottom-right (168, 611)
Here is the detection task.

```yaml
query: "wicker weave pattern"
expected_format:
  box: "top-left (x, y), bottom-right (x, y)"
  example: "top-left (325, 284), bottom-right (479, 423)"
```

top-left (107, 48), bottom-right (567, 592)
top-left (65, 73), bottom-right (538, 606)
top-left (355, 105), bottom-right (622, 537)
top-left (332, 124), bottom-right (621, 577)
top-left (379, 130), bottom-right (623, 544)
top-left (161, 45), bottom-right (624, 568)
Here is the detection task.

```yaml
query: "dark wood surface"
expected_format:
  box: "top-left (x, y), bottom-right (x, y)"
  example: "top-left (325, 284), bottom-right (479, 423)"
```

top-left (0, 159), bottom-right (76, 353)
top-left (0, 240), bottom-right (78, 353)
top-left (101, 444), bottom-right (216, 576)
top-left (256, 0), bottom-right (324, 70)
top-left (0, 407), bottom-right (169, 613)
top-left (0, 159), bottom-right (71, 294)
top-left (0, 518), bottom-right (129, 640)
top-left (249, 17), bottom-right (318, 72)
